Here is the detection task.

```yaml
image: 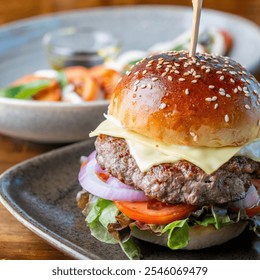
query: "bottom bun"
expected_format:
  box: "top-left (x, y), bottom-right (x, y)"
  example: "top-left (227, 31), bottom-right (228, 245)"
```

top-left (132, 222), bottom-right (248, 250)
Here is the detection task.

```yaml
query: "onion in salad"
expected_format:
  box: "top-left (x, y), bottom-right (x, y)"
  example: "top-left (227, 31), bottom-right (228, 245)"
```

top-left (78, 152), bottom-right (148, 202)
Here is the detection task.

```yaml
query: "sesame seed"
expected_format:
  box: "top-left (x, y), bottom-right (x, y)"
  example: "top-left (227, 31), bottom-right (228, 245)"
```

top-left (245, 93), bottom-right (250, 97)
top-left (193, 135), bottom-right (198, 142)
top-left (148, 84), bottom-right (152, 89)
top-left (152, 77), bottom-right (158, 82)
top-left (165, 67), bottom-right (170, 72)
top-left (174, 70), bottom-right (180, 74)
top-left (134, 80), bottom-right (140, 85)
top-left (225, 114), bottom-right (229, 123)
top-left (156, 65), bottom-right (162, 69)
top-left (209, 85), bottom-right (215, 89)
top-left (216, 71), bottom-right (222, 74)
top-left (226, 94), bottom-right (231, 98)
top-left (134, 85), bottom-right (138, 91)
top-left (195, 75), bottom-right (201, 79)
top-left (168, 76), bottom-right (173, 81)
top-left (190, 131), bottom-right (196, 137)
top-left (159, 103), bottom-right (166, 109)
top-left (243, 87), bottom-right (248, 92)
top-left (126, 71), bottom-right (131, 76)
top-left (179, 78), bottom-right (186, 82)
top-left (161, 72), bottom-right (167, 77)
top-left (163, 62), bottom-right (170, 65)
top-left (142, 70), bottom-right (147, 75)
top-left (185, 89), bottom-right (190, 95)
top-left (212, 96), bottom-right (218, 101)
top-left (206, 69), bottom-right (211, 73)
top-left (214, 103), bottom-right (219, 109)
top-left (238, 86), bottom-right (242, 91)
top-left (183, 72), bottom-right (190, 76)
top-left (230, 78), bottom-right (235, 83)
top-left (174, 63), bottom-right (180, 67)
top-left (244, 91), bottom-right (249, 95)
top-left (230, 71), bottom-right (236, 75)
top-left (191, 80), bottom-right (198, 83)
top-left (220, 75), bottom-right (225, 81)
top-left (134, 71), bottom-right (139, 75)
top-left (205, 97), bottom-right (212, 102)
top-left (234, 88), bottom-right (238, 93)
top-left (201, 65), bottom-right (206, 70)
top-left (245, 104), bottom-right (251, 110)
top-left (253, 90), bottom-right (258, 95)
top-left (246, 79), bottom-right (251, 85)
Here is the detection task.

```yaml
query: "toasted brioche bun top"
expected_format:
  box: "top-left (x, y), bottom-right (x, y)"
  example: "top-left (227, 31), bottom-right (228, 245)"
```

top-left (109, 51), bottom-right (260, 147)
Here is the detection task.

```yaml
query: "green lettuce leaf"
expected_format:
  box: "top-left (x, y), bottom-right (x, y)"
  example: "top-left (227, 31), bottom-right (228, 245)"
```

top-left (86, 198), bottom-right (118, 244)
top-left (195, 206), bottom-right (232, 229)
top-left (119, 238), bottom-right (141, 260)
top-left (162, 218), bottom-right (189, 249)
top-left (0, 80), bottom-right (51, 99)
top-left (85, 198), bottom-right (141, 259)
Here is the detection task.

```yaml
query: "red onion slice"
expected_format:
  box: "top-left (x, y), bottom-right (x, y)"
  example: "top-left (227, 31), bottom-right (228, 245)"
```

top-left (231, 185), bottom-right (260, 209)
top-left (78, 152), bottom-right (148, 202)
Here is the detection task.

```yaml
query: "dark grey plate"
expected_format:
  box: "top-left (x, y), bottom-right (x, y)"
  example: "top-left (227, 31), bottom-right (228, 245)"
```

top-left (0, 139), bottom-right (260, 260)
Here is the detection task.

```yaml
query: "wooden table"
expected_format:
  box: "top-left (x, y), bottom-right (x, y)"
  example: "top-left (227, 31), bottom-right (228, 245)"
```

top-left (0, 3), bottom-right (260, 260)
top-left (0, 135), bottom-right (70, 259)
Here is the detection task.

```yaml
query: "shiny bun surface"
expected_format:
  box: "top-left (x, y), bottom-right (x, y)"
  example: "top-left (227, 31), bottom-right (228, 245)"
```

top-left (109, 51), bottom-right (260, 147)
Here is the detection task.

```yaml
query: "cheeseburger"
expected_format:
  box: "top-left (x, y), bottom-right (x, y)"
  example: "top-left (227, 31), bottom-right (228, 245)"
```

top-left (78, 50), bottom-right (260, 259)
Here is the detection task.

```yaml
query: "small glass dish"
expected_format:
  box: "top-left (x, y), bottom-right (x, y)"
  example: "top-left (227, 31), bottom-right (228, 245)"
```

top-left (42, 27), bottom-right (121, 69)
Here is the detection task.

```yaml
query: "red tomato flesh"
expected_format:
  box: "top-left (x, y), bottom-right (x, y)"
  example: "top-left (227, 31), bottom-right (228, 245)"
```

top-left (114, 200), bottom-right (197, 225)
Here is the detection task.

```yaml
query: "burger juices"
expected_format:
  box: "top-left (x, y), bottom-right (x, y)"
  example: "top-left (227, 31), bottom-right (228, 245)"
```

top-left (78, 50), bottom-right (260, 259)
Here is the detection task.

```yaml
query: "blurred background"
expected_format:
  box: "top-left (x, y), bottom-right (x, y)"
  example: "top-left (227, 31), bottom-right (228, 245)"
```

top-left (0, 0), bottom-right (260, 26)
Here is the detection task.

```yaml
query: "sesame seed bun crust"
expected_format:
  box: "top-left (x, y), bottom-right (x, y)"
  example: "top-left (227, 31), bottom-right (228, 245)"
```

top-left (109, 51), bottom-right (260, 147)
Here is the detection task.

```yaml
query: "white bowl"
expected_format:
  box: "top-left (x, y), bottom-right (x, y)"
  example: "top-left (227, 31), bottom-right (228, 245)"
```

top-left (0, 98), bottom-right (109, 143)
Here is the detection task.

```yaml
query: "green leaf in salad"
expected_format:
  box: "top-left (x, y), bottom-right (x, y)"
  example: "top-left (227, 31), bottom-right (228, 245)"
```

top-left (56, 70), bottom-right (68, 89)
top-left (0, 79), bottom-right (51, 100)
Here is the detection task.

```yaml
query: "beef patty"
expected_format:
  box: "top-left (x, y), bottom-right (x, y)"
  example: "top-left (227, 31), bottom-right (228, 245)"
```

top-left (95, 135), bottom-right (260, 206)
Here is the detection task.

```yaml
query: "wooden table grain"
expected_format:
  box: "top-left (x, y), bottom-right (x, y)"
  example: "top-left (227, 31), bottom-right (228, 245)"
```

top-left (0, 2), bottom-right (260, 260)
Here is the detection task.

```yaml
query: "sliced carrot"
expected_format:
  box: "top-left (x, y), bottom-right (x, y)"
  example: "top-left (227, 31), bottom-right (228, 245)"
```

top-left (64, 66), bottom-right (98, 101)
top-left (89, 65), bottom-right (122, 99)
top-left (12, 74), bottom-right (61, 101)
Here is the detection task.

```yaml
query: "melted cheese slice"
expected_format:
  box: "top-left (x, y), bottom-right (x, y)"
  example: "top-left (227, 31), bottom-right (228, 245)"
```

top-left (89, 119), bottom-right (260, 174)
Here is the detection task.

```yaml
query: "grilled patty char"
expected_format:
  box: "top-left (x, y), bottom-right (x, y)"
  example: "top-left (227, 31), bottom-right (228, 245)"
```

top-left (95, 135), bottom-right (260, 206)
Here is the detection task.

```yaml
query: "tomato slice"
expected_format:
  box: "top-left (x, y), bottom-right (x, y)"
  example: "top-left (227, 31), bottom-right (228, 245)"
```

top-left (114, 200), bottom-right (197, 225)
top-left (245, 205), bottom-right (260, 217)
